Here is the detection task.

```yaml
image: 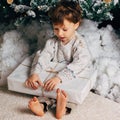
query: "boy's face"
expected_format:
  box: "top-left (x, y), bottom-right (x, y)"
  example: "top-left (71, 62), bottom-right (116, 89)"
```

top-left (53, 19), bottom-right (79, 45)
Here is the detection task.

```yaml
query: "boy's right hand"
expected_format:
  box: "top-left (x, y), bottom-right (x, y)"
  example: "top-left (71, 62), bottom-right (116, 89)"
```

top-left (25, 74), bottom-right (44, 90)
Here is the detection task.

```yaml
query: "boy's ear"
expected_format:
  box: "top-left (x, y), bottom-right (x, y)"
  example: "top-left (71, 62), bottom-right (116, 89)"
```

top-left (74, 22), bottom-right (80, 30)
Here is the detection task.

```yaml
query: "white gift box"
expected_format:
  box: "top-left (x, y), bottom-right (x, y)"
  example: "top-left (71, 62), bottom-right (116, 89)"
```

top-left (7, 56), bottom-right (97, 104)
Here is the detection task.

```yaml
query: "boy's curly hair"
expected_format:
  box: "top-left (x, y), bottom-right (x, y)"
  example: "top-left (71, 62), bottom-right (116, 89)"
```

top-left (48, 0), bottom-right (82, 25)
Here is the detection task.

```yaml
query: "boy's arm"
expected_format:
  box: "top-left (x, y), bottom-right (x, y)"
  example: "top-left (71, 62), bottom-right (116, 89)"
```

top-left (43, 38), bottom-right (91, 91)
top-left (57, 38), bottom-right (92, 83)
top-left (26, 39), bottom-right (56, 89)
top-left (30, 39), bottom-right (56, 77)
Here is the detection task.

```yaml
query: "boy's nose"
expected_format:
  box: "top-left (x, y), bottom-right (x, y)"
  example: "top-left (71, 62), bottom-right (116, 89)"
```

top-left (58, 30), bottom-right (63, 37)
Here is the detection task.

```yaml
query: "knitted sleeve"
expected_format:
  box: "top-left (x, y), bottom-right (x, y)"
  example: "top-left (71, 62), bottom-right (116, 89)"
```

top-left (30, 38), bottom-right (56, 76)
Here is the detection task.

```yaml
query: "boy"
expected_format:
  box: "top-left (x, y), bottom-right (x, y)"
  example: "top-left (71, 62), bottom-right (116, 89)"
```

top-left (25, 1), bottom-right (91, 119)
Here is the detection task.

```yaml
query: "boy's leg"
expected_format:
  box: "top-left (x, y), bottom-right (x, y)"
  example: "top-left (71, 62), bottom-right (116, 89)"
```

top-left (55, 88), bottom-right (77, 119)
top-left (28, 97), bottom-right (44, 116)
top-left (56, 88), bottom-right (67, 119)
top-left (28, 96), bottom-right (56, 116)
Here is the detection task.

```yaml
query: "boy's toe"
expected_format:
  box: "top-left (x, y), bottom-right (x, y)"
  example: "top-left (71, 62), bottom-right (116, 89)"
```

top-left (56, 88), bottom-right (60, 93)
top-left (33, 97), bottom-right (38, 102)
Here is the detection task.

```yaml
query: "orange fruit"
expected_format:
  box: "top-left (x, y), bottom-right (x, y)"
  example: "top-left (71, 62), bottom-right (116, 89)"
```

top-left (7, 0), bottom-right (14, 4)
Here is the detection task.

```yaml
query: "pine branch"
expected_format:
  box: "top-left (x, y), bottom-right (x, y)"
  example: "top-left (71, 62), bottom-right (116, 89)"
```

top-left (0, 0), bottom-right (118, 25)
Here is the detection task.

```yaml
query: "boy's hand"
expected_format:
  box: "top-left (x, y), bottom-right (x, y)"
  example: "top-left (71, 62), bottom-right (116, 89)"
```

top-left (25, 74), bottom-right (44, 90)
top-left (44, 77), bottom-right (61, 91)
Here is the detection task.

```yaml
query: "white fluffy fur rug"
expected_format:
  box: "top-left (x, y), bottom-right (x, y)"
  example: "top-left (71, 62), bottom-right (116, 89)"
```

top-left (1, 87), bottom-right (120, 120)
top-left (1, 19), bottom-right (120, 103)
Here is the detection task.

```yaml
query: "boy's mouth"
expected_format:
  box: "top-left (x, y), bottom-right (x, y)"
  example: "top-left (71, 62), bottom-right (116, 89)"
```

top-left (59, 37), bottom-right (65, 41)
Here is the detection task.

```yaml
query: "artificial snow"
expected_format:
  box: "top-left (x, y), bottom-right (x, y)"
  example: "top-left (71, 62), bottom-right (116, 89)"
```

top-left (78, 19), bottom-right (120, 102)
top-left (0, 30), bottom-right (29, 85)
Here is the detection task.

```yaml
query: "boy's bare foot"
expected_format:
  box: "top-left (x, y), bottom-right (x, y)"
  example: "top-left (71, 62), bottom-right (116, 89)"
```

top-left (56, 88), bottom-right (67, 119)
top-left (28, 97), bottom-right (44, 116)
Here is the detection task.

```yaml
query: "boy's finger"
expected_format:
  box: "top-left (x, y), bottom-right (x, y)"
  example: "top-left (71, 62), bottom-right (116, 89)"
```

top-left (29, 82), bottom-right (34, 89)
top-left (44, 80), bottom-right (51, 88)
top-left (56, 88), bottom-right (60, 93)
top-left (26, 81), bottom-right (32, 88)
top-left (32, 82), bottom-right (39, 89)
top-left (49, 84), bottom-right (55, 91)
top-left (47, 82), bottom-right (54, 91)
top-left (44, 82), bottom-right (50, 91)
top-left (25, 81), bottom-right (28, 87)
top-left (61, 90), bottom-right (67, 98)
top-left (37, 80), bottom-right (44, 87)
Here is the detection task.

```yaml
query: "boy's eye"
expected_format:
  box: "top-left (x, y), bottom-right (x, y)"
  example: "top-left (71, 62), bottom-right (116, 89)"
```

top-left (63, 29), bottom-right (67, 31)
top-left (54, 28), bottom-right (58, 31)
top-left (53, 28), bottom-right (67, 31)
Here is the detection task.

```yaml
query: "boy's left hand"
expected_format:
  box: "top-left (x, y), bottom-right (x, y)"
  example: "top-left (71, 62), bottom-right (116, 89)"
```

top-left (44, 77), bottom-right (61, 91)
